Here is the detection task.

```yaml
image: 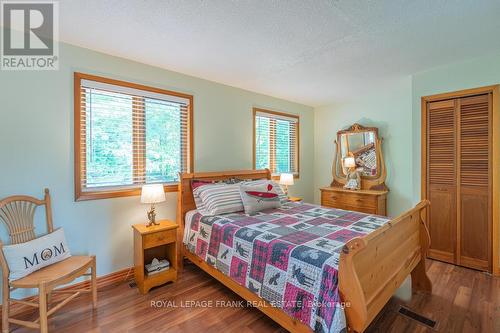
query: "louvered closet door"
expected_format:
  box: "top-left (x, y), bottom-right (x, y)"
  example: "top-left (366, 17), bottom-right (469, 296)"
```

top-left (427, 99), bottom-right (457, 264)
top-left (458, 94), bottom-right (491, 271)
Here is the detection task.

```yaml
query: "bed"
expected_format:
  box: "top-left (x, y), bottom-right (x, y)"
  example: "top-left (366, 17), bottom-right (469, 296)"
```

top-left (176, 169), bottom-right (432, 333)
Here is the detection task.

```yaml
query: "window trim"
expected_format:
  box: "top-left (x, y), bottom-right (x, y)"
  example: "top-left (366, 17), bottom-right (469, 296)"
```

top-left (252, 107), bottom-right (300, 179)
top-left (74, 72), bottom-right (194, 201)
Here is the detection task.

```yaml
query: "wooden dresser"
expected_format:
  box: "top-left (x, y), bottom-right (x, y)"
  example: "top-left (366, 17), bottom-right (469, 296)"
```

top-left (320, 187), bottom-right (388, 216)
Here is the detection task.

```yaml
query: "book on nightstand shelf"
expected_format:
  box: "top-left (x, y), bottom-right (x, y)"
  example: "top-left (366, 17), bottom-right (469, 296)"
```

top-left (145, 258), bottom-right (170, 276)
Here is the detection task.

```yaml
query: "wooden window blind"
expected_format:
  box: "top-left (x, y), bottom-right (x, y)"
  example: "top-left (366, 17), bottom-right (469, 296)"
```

top-left (253, 108), bottom-right (299, 177)
top-left (74, 73), bottom-right (193, 201)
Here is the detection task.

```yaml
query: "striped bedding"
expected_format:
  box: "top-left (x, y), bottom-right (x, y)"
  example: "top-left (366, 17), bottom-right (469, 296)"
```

top-left (183, 201), bottom-right (390, 333)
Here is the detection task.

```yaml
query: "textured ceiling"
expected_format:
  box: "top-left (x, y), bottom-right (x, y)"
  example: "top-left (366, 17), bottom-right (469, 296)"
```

top-left (60, 0), bottom-right (500, 107)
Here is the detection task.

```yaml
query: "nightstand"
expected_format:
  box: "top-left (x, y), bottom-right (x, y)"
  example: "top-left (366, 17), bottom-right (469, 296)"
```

top-left (288, 196), bottom-right (302, 202)
top-left (132, 220), bottom-right (178, 294)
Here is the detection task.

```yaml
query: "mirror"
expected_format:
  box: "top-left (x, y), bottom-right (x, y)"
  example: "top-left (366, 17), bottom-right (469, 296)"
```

top-left (339, 131), bottom-right (377, 177)
top-left (331, 123), bottom-right (387, 191)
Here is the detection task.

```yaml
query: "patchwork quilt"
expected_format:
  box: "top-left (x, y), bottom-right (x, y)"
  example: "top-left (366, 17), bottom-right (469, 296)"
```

top-left (184, 201), bottom-right (390, 333)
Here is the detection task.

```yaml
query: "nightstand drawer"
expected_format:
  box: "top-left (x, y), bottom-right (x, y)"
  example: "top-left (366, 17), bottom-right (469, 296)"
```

top-left (143, 229), bottom-right (176, 249)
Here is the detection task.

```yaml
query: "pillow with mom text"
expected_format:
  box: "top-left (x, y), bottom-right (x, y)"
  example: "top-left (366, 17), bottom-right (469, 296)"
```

top-left (2, 228), bottom-right (71, 281)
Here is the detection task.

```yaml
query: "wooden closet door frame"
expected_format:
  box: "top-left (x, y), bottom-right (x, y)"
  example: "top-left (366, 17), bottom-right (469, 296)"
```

top-left (421, 84), bottom-right (500, 276)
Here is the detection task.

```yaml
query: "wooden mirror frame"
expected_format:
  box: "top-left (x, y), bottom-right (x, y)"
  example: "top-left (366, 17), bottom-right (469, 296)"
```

top-left (331, 123), bottom-right (388, 190)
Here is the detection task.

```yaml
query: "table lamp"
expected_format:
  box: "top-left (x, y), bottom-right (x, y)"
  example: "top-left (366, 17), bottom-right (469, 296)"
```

top-left (343, 156), bottom-right (356, 170)
top-left (279, 173), bottom-right (294, 195)
top-left (141, 184), bottom-right (166, 227)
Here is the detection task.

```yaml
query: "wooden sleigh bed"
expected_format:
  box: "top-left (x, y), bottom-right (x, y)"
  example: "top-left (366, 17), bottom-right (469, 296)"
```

top-left (176, 169), bottom-right (432, 333)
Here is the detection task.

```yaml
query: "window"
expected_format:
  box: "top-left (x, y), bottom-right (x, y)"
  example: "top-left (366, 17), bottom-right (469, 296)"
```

top-left (74, 73), bottom-right (193, 200)
top-left (253, 108), bottom-right (299, 177)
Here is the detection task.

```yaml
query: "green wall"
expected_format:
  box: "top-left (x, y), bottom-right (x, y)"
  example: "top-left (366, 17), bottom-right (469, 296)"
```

top-left (412, 52), bottom-right (500, 202)
top-left (314, 51), bottom-right (500, 218)
top-left (0, 41), bottom-right (314, 296)
top-left (313, 52), bottom-right (500, 290)
top-left (313, 77), bottom-right (413, 217)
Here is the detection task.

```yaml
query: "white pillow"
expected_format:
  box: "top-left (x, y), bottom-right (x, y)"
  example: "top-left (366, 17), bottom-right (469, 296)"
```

top-left (239, 182), bottom-right (281, 215)
top-left (2, 228), bottom-right (71, 281)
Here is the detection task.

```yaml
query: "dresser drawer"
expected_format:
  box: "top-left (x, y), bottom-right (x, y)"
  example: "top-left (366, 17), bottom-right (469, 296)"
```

top-left (143, 229), bottom-right (176, 249)
top-left (322, 200), bottom-right (376, 213)
top-left (339, 205), bottom-right (377, 215)
top-left (322, 192), bottom-right (377, 209)
top-left (321, 199), bottom-right (376, 214)
top-left (320, 187), bottom-right (387, 216)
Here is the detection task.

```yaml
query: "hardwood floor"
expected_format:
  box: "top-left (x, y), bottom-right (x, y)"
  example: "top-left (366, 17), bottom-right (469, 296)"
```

top-left (367, 260), bottom-right (500, 333)
top-left (9, 259), bottom-right (500, 333)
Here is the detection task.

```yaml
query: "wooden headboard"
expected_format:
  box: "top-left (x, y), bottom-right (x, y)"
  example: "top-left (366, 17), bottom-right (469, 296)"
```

top-left (176, 169), bottom-right (271, 267)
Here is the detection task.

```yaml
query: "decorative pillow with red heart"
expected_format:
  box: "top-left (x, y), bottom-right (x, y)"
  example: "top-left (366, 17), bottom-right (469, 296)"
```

top-left (239, 181), bottom-right (281, 215)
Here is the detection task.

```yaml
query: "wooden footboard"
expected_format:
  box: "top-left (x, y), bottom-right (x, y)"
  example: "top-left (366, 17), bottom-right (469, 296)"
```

top-left (339, 200), bottom-right (432, 332)
top-left (178, 170), bottom-right (432, 333)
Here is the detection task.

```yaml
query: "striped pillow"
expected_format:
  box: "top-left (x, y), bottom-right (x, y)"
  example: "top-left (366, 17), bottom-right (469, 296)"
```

top-left (192, 182), bottom-right (227, 214)
top-left (192, 178), bottom-right (246, 214)
top-left (195, 183), bottom-right (244, 216)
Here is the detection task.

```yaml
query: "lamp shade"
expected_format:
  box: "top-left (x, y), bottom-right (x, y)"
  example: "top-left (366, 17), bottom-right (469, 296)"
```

top-left (141, 184), bottom-right (166, 204)
top-left (343, 157), bottom-right (356, 168)
top-left (279, 173), bottom-right (294, 186)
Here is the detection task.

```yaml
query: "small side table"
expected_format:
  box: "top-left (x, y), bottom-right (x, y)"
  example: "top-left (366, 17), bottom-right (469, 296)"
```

top-left (288, 196), bottom-right (302, 202)
top-left (132, 220), bottom-right (178, 294)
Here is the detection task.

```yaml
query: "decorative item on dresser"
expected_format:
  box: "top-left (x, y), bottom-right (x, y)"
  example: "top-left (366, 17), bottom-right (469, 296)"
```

top-left (0, 189), bottom-right (97, 333)
top-left (342, 154), bottom-right (361, 190)
top-left (320, 187), bottom-right (388, 216)
top-left (132, 220), bottom-right (178, 294)
top-left (326, 123), bottom-right (389, 215)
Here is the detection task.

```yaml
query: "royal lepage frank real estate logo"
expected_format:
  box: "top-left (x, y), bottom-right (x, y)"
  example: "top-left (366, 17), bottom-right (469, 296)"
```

top-left (1, 0), bottom-right (59, 70)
